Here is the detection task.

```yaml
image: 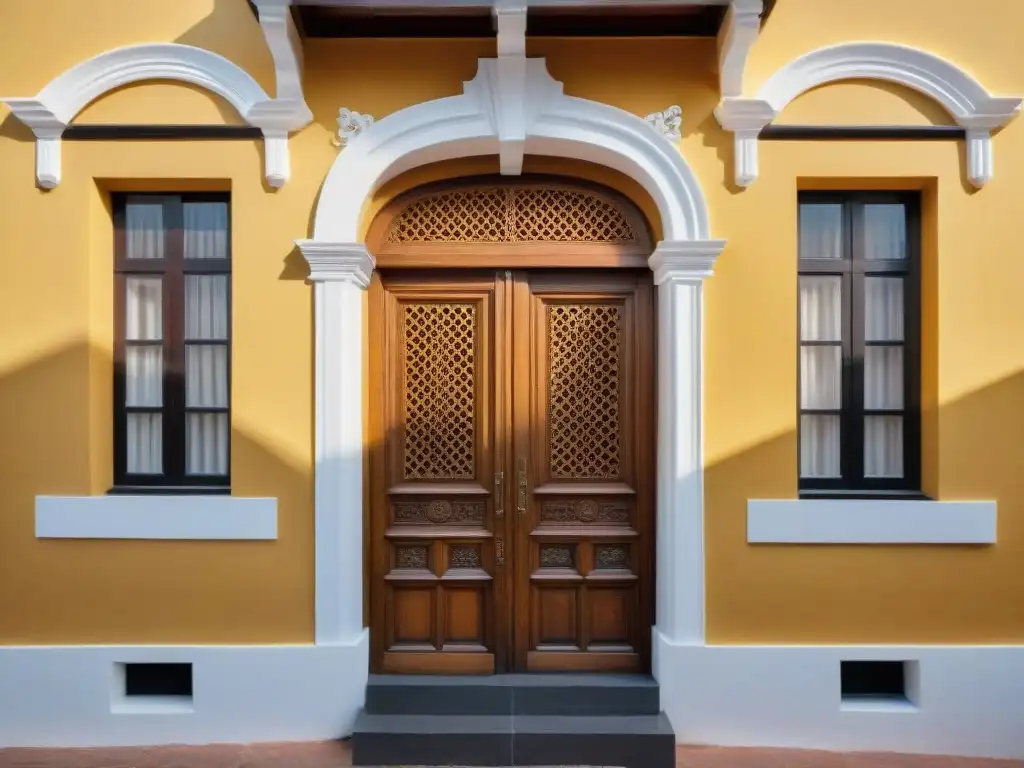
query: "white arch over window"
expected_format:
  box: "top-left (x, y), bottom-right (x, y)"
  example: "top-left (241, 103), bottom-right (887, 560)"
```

top-left (1, 43), bottom-right (312, 188)
top-left (296, 52), bottom-right (724, 654)
top-left (715, 41), bottom-right (1023, 188)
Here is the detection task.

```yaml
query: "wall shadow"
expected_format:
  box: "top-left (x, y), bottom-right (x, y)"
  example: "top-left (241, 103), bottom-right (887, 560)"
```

top-left (0, 340), bottom-right (316, 644)
top-left (704, 367), bottom-right (1024, 644)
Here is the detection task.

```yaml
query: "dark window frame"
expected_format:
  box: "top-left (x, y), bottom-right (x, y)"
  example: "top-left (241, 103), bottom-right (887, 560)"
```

top-left (797, 191), bottom-right (922, 497)
top-left (112, 193), bottom-right (232, 493)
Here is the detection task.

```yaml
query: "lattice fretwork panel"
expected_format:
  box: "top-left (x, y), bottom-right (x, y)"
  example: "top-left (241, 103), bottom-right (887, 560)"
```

top-left (514, 187), bottom-right (636, 242)
top-left (548, 304), bottom-right (621, 479)
top-left (403, 303), bottom-right (477, 480)
top-left (386, 187), bottom-right (638, 244)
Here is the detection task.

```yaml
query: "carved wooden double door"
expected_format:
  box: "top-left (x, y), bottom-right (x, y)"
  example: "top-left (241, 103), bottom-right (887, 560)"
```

top-left (368, 269), bottom-right (655, 674)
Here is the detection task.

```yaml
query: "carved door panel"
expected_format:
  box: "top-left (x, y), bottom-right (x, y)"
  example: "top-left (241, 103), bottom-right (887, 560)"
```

top-left (511, 271), bottom-right (655, 672)
top-left (369, 271), bottom-right (510, 674)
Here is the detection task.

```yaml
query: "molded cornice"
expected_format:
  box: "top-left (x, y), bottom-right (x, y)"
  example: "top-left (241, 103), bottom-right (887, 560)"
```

top-left (714, 42), bottom-right (1023, 188)
top-left (296, 241), bottom-right (376, 286)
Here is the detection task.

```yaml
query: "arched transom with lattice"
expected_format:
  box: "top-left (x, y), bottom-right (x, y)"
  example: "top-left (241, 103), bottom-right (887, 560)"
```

top-left (385, 184), bottom-right (644, 245)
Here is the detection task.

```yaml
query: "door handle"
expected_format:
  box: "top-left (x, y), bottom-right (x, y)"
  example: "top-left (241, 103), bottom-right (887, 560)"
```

top-left (495, 536), bottom-right (505, 566)
top-left (517, 457), bottom-right (528, 516)
top-left (495, 471), bottom-right (504, 517)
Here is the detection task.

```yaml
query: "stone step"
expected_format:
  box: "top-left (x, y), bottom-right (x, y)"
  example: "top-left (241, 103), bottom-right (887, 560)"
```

top-left (364, 673), bottom-right (660, 716)
top-left (350, 712), bottom-right (675, 768)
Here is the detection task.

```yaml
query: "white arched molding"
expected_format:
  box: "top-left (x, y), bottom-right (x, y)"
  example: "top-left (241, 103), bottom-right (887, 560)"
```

top-left (715, 42), bottom-right (1023, 188)
top-left (296, 52), bottom-right (725, 652)
top-left (1, 43), bottom-right (312, 188)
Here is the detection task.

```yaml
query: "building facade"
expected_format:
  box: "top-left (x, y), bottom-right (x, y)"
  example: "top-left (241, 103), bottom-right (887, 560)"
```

top-left (1, 0), bottom-right (1023, 760)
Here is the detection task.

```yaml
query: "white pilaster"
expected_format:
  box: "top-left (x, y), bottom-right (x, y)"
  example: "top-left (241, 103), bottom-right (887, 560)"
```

top-left (296, 240), bottom-right (375, 645)
top-left (648, 239), bottom-right (725, 648)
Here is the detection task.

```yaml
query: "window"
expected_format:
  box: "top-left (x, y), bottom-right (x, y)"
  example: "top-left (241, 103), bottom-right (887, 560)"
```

top-left (798, 192), bottom-right (920, 495)
top-left (114, 194), bottom-right (231, 491)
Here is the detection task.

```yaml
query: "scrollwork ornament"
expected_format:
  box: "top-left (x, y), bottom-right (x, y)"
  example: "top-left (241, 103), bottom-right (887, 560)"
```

top-left (333, 108), bottom-right (375, 147)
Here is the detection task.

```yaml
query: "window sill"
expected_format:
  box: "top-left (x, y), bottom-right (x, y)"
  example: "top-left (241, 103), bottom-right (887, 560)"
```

top-left (747, 498), bottom-right (996, 544)
top-left (107, 485), bottom-right (231, 496)
top-left (35, 494), bottom-right (277, 540)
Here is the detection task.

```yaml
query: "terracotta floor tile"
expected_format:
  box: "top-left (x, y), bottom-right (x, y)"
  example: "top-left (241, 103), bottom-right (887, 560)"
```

top-left (2, 742), bottom-right (1023, 768)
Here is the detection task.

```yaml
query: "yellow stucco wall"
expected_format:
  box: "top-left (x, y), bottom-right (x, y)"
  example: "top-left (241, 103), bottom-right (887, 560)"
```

top-left (0, 0), bottom-right (1022, 644)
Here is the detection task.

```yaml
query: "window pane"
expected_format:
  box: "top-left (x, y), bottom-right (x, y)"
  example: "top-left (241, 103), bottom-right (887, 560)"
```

top-left (799, 203), bottom-right (843, 259)
top-left (185, 275), bottom-right (229, 340)
top-left (186, 345), bottom-right (228, 408)
top-left (125, 199), bottom-right (165, 260)
top-left (865, 346), bottom-right (904, 410)
top-left (125, 277), bottom-right (162, 341)
top-left (800, 414), bottom-right (841, 478)
top-left (864, 204), bottom-right (906, 261)
top-left (865, 415), bottom-right (903, 477)
top-left (799, 276), bottom-right (842, 341)
top-left (800, 345), bottom-right (842, 409)
top-left (865, 277), bottom-right (904, 341)
top-left (126, 346), bottom-right (163, 407)
top-left (187, 412), bottom-right (229, 475)
top-left (127, 413), bottom-right (162, 474)
top-left (184, 202), bottom-right (229, 260)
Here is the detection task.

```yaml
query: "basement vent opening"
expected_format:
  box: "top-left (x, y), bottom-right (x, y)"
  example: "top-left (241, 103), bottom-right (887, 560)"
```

top-left (112, 662), bottom-right (194, 714)
top-left (840, 660), bottom-right (919, 710)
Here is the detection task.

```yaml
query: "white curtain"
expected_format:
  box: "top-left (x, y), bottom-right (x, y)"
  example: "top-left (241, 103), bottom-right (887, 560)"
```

top-left (801, 414), bottom-right (840, 478)
top-left (125, 276), bottom-right (163, 474)
top-left (864, 204), bottom-right (906, 261)
top-left (799, 204), bottom-right (843, 260)
top-left (864, 276), bottom-right (905, 477)
top-left (799, 276), bottom-right (842, 477)
top-left (184, 275), bottom-right (229, 475)
top-left (184, 202), bottom-right (229, 260)
top-left (126, 199), bottom-right (164, 260)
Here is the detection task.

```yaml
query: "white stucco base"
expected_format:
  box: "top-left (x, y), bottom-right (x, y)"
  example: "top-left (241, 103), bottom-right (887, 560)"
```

top-left (0, 631), bottom-right (368, 748)
top-left (654, 632), bottom-right (1024, 759)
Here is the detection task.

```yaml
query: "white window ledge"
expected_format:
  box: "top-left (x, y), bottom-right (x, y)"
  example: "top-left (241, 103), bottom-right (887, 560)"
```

top-left (35, 494), bottom-right (277, 540)
top-left (747, 499), bottom-right (996, 544)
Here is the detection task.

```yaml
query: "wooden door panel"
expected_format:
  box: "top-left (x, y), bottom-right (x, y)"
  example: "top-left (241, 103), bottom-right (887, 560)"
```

top-left (513, 271), bottom-right (654, 673)
top-left (370, 272), bottom-right (509, 674)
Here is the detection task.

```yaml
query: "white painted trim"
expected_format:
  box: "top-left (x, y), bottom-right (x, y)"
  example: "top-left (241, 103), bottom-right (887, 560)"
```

top-left (746, 499), bottom-right (997, 544)
top-left (0, 636), bottom-right (368, 747)
top-left (311, 57), bottom-right (713, 242)
top-left (1, 43), bottom-right (311, 189)
top-left (650, 241), bottom-right (725, 645)
top-left (35, 495), bottom-right (278, 540)
top-left (714, 42), bottom-right (1023, 187)
top-left (717, 0), bottom-right (762, 99)
top-left (251, 0), bottom-right (314, 186)
top-left (295, 242), bottom-right (375, 645)
top-left (655, 635), bottom-right (1024, 759)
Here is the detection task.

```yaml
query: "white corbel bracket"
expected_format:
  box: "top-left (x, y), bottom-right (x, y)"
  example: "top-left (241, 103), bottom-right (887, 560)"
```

top-left (714, 98), bottom-right (775, 187)
top-left (718, 0), bottom-right (763, 100)
top-left (3, 100), bottom-right (65, 188)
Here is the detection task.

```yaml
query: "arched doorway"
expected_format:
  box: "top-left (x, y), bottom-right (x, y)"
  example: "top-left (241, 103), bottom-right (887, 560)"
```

top-left (365, 176), bottom-right (656, 674)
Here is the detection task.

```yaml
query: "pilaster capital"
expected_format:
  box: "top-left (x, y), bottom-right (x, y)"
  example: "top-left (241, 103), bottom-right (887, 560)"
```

top-left (648, 240), bottom-right (727, 284)
top-left (296, 240), bottom-right (375, 287)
